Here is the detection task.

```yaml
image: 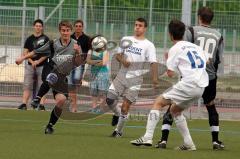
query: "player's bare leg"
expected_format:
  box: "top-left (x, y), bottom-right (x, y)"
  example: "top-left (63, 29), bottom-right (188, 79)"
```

top-left (18, 89), bottom-right (30, 110)
top-left (98, 94), bottom-right (107, 111)
top-left (91, 96), bottom-right (98, 109)
top-left (69, 90), bottom-right (77, 112)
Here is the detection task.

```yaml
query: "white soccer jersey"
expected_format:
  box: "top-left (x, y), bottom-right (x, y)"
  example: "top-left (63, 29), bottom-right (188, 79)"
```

top-left (167, 41), bottom-right (209, 87)
top-left (117, 36), bottom-right (157, 78)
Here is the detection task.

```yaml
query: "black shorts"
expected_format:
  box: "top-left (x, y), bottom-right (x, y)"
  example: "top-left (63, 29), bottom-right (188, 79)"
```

top-left (202, 77), bottom-right (217, 104)
top-left (51, 70), bottom-right (69, 99)
top-left (42, 62), bottom-right (68, 98)
top-left (42, 62), bottom-right (54, 82)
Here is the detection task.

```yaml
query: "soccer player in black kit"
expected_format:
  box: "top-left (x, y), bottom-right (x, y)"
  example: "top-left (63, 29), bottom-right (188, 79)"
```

top-left (16, 20), bottom-right (84, 134)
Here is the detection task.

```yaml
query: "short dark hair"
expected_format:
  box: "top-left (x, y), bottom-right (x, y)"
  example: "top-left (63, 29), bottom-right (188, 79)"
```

top-left (135, 17), bottom-right (148, 27)
top-left (168, 19), bottom-right (185, 40)
top-left (33, 19), bottom-right (43, 26)
top-left (58, 20), bottom-right (73, 30)
top-left (198, 7), bottom-right (214, 24)
top-left (74, 19), bottom-right (84, 26)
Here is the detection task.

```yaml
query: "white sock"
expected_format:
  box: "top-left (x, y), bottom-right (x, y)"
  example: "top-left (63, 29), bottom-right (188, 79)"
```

top-left (210, 126), bottom-right (219, 132)
top-left (112, 105), bottom-right (121, 116)
top-left (143, 110), bottom-right (160, 140)
top-left (115, 114), bottom-right (128, 133)
top-left (174, 114), bottom-right (194, 146)
top-left (161, 124), bottom-right (171, 130)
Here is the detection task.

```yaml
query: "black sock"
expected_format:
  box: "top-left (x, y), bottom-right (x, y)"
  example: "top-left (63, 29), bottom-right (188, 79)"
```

top-left (161, 130), bottom-right (170, 142)
top-left (37, 82), bottom-right (50, 98)
top-left (212, 131), bottom-right (219, 142)
top-left (161, 106), bottom-right (173, 142)
top-left (48, 106), bottom-right (62, 126)
top-left (206, 105), bottom-right (219, 142)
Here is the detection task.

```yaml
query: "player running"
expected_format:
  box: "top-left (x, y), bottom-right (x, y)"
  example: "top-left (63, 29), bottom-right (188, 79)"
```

top-left (130, 19), bottom-right (209, 151)
top-left (16, 20), bottom-right (83, 134)
top-left (157, 7), bottom-right (224, 150)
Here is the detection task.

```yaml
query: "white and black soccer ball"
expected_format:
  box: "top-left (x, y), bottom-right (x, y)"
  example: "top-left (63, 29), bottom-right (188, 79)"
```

top-left (120, 38), bottom-right (133, 49)
top-left (91, 36), bottom-right (108, 51)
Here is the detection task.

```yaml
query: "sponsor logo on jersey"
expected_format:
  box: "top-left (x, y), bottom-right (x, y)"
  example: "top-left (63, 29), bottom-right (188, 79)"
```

top-left (55, 54), bottom-right (74, 62)
top-left (126, 46), bottom-right (142, 55)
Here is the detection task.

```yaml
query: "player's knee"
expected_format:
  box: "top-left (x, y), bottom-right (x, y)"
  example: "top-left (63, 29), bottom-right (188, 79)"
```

top-left (57, 99), bottom-right (66, 107)
top-left (153, 96), bottom-right (170, 109)
top-left (55, 95), bottom-right (67, 106)
top-left (169, 103), bottom-right (182, 117)
top-left (121, 105), bottom-right (129, 115)
top-left (173, 113), bottom-right (185, 124)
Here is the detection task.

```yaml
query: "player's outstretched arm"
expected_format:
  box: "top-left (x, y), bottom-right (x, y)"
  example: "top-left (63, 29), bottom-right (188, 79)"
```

top-left (16, 38), bottom-right (51, 65)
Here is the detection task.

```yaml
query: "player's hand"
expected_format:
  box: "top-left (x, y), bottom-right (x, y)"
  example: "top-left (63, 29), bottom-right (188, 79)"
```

top-left (122, 60), bottom-right (131, 68)
top-left (74, 44), bottom-right (81, 54)
top-left (31, 60), bottom-right (39, 69)
top-left (15, 56), bottom-right (24, 65)
top-left (120, 54), bottom-right (130, 68)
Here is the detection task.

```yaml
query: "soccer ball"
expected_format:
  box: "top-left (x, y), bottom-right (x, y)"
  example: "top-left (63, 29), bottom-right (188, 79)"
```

top-left (92, 36), bottom-right (107, 51)
top-left (120, 38), bottom-right (133, 49)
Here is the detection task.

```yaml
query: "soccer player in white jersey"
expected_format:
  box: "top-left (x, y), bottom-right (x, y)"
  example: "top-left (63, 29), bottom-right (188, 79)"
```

top-left (106, 17), bottom-right (159, 137)
top-left (130, 19), bottom-right (209, 151)
top-left (157, 7), bottom-right (224, 150)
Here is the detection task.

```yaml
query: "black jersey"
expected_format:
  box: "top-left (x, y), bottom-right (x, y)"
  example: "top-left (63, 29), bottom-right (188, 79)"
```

top-left (24, 34), bottom-right (49, 66)
top-left (185, 26), bottom-right (224, 80)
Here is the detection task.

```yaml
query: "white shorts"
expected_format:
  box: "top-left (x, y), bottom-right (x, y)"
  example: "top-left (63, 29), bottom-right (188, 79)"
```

top-left (162, 81), bottom-right (204, 109)
top-left (107, 73), bottom-right (143, 103)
